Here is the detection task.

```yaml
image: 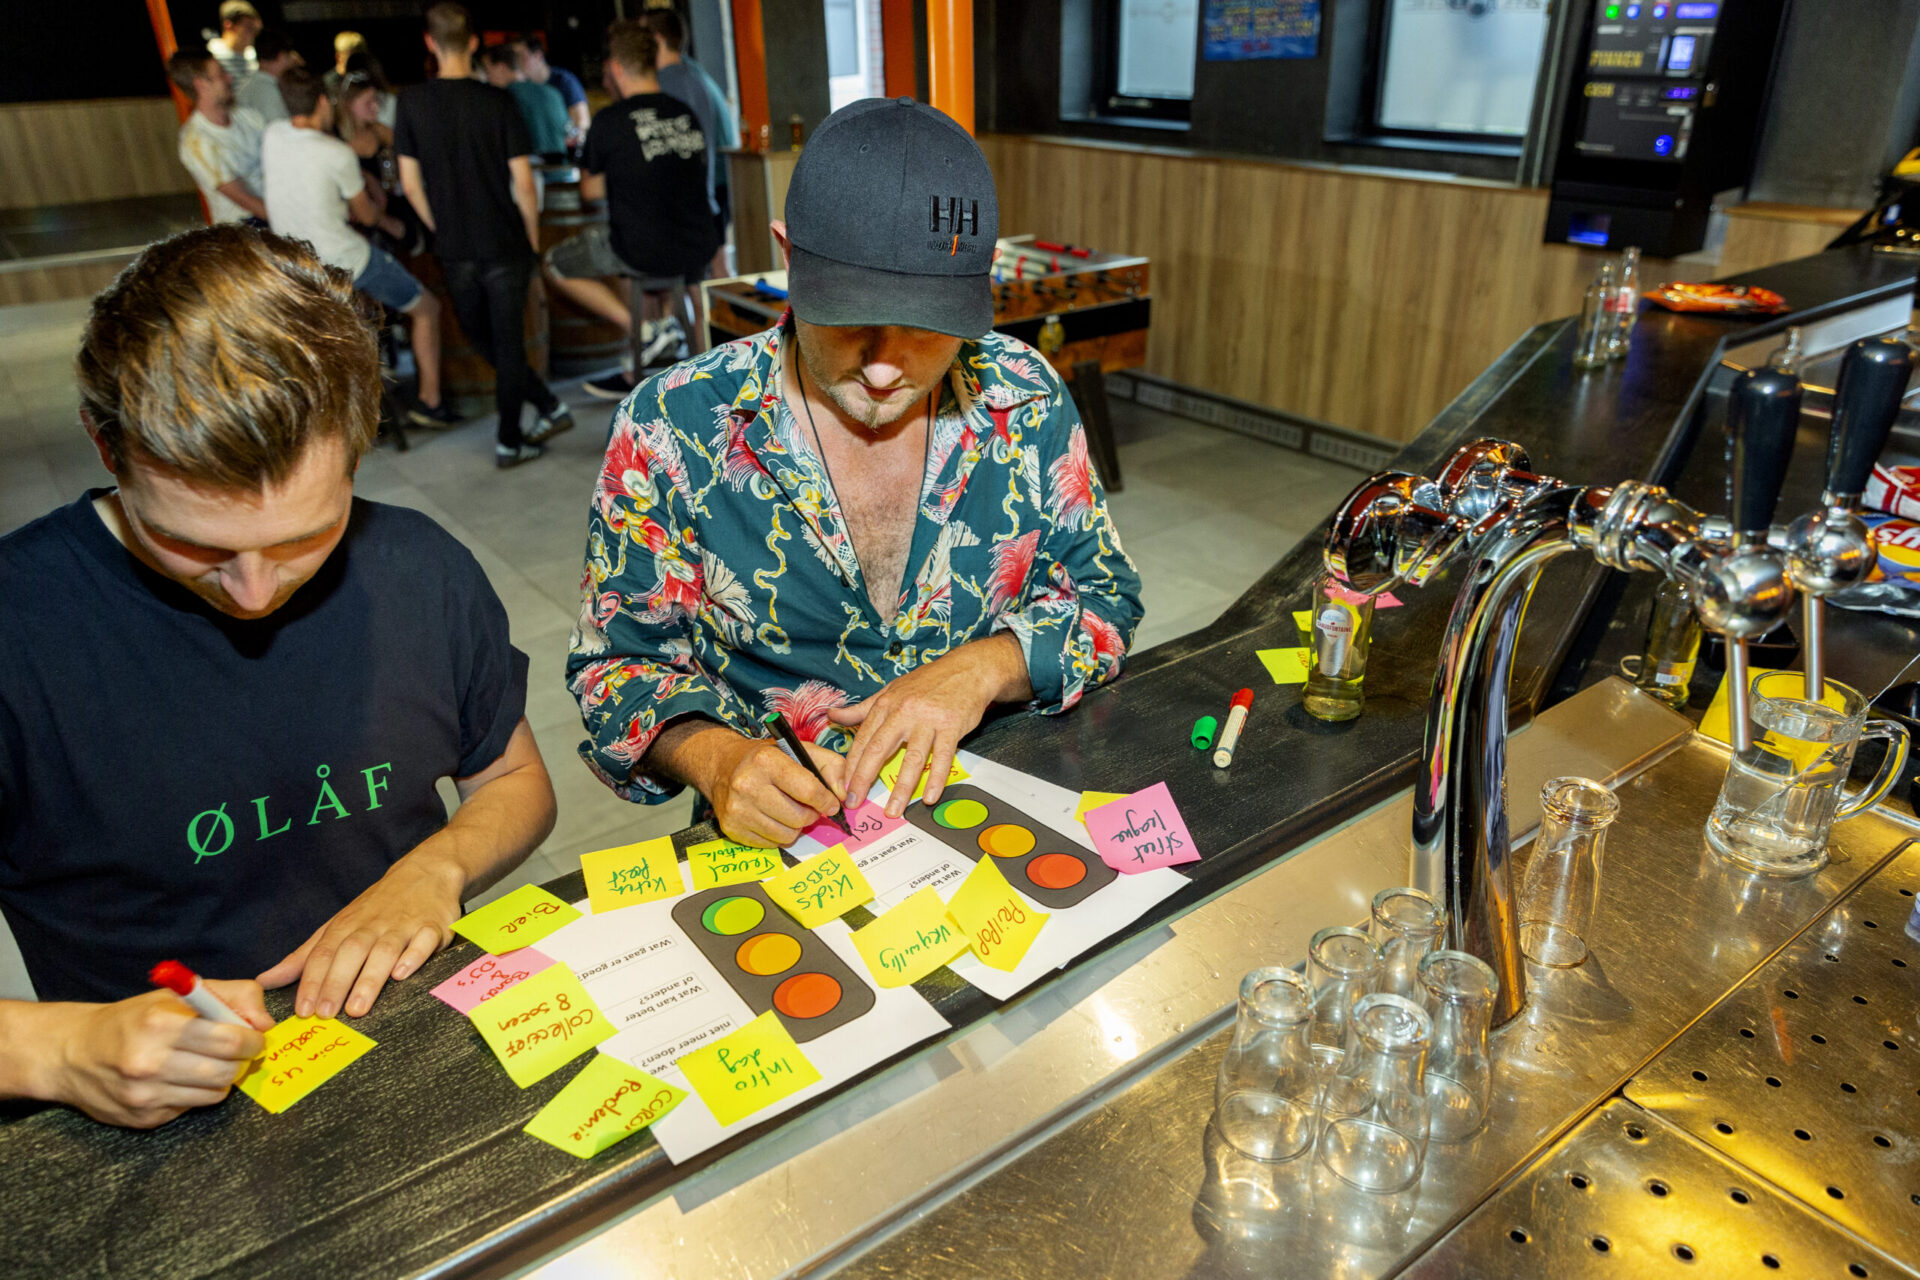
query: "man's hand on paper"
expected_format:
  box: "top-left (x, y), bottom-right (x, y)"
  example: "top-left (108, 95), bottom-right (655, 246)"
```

top-left (835, 634), bottom-right (1033, 818)
top-left (709, 735), bottom-right (848, 849)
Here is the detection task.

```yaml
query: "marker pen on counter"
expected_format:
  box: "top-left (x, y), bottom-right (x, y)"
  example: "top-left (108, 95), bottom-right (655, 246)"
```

top-left (1213, 688), bottom-right (1255, 768)
top-left (149, 959), bottom-right (248, 1026)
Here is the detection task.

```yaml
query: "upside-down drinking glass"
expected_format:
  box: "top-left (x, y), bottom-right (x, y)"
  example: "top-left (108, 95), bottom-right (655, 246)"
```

top-left (1212, 966), bottom-right (1321, 1166)
top-left (1418, 950), bottom-right (1497, 1143)
top-left (1307, 926), bottom-right (1382, 1078)
top-left (1370, 887), bottom-right (1444, 998)
top-left (1315, 993), bottom-right (1433, 1193)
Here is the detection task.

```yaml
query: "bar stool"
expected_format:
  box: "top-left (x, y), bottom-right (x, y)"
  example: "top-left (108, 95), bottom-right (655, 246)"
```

top-left (627, 274), bottom-right (708, 370)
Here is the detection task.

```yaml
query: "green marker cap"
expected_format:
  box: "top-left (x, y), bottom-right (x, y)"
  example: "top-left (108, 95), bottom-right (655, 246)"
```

top-left (1192, 715), bottom-right (1218, 750)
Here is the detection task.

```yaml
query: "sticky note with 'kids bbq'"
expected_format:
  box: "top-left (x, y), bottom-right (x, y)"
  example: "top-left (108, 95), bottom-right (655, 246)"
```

top-left (452, 884), bottom-right (581, 955)
top-left (762, 845), bottom-right (876, 929)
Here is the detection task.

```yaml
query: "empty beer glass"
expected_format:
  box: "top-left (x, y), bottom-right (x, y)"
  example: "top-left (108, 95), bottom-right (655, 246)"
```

top-left (1316, 993), bottom-right (1433, 1193)
top-left (1520, 777), bottom-right (1617, 967)
top-left (1212, 967), bottom-right (1321, 1165)
top-left (1418, 950), bottom-right (1497, 1142)
top-left (1707, 671), bottom-right (1910, 877)
top-left (1307, 926), bottom-right (1382, 1078)
top-left (1370, 887), bottom-right (1444, 997)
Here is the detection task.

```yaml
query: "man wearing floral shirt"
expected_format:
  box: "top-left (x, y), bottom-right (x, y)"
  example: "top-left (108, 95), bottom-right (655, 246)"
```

top-left (567, 98), bottom-right (1141, 847)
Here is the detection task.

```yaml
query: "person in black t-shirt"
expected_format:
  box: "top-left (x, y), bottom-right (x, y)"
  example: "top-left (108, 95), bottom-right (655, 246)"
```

top-left (395, 2), bottom-right (573, 468)
top-left (0, 227), bottom-right (557, 1129)
top-left (544, 20), bottom-right (722, 400)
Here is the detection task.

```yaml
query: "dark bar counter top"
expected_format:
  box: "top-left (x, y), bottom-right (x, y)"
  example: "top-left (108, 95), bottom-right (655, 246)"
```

top-left (2, 248), bottom-right (1913, 1280)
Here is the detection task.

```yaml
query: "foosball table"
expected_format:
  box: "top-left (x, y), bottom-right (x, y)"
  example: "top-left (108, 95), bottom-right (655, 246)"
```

top-left (702, 235), bottom-right (1151, 489)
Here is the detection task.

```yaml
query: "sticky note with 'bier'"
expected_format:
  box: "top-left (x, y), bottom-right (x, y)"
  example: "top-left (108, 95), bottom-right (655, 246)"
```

top-left (453, 884), bottom-right (581, 955)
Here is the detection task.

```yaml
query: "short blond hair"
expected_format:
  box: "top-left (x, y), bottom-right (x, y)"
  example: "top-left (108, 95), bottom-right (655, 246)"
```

top-left (78, 227), bottom-right (381, 489)
top-left (334, 30), bottom-right (366, 56)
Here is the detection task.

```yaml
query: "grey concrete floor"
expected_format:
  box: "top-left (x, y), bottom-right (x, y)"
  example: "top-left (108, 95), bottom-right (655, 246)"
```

top-left (0, 295), bottom-right (1365, 999)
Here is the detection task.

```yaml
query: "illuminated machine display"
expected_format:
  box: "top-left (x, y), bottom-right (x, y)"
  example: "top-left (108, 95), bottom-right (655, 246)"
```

top-left (1545, 0), bottom-right (1787, 256)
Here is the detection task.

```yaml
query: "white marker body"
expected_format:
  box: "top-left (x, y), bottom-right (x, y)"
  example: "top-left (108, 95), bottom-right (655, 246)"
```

top-left (177, 978), bottom-right (248, 1026)
top-left (1213, 705), bottom-right (1250, 768)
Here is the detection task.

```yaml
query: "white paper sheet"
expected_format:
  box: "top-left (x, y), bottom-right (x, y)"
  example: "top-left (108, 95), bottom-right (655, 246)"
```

top-left (537, 895), bottom-right (949, 1162)
top-left (794, 752), bottom-right (1187, 1001)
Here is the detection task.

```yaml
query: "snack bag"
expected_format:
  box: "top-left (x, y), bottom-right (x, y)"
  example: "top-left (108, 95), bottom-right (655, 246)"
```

top-left (1644, 283), bottom-right (1789, 314)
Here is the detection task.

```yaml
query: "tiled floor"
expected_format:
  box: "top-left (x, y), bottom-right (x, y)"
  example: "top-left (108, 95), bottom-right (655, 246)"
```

top-left (0, 295), bottom-right (1366, 998)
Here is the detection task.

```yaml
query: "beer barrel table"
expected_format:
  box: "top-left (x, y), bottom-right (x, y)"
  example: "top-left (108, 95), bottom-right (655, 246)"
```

top-left (538, 165), bottom-right (628, 377)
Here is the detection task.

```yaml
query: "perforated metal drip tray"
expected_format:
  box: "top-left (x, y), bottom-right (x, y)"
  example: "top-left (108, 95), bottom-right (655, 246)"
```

top-left (1625, 841), bottom-right (1920, 1266)
top-left (1404, 1099), bottom-right (1909, 1278)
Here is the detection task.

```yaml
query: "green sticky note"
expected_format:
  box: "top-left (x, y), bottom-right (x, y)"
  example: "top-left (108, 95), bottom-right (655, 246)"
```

top-left (453, 884), bottom-right (582, 955)
top-left (677, 1011), bottom-right (822, 1127)
top-left (523, 1052), bottom-right (687, 1157)
top-left (1257, 647), bottom-right (1312, 685)
top-left (683, 839), bottom-right (783, 890)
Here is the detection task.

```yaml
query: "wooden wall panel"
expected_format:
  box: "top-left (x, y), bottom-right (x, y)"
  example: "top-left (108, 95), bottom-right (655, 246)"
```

top-left (0, 99), bottom-right (191, 210)
top-left (982, 134), bottom-right (1632, 443)
top-left (1718, 203), bottom-right (1857, 280)
top-left (0, 256), bottom-right (130, 308)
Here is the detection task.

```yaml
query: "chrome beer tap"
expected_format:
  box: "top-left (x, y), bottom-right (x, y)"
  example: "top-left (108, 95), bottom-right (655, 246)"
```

top-left (1326, 437), bottom-right (1795, 1025)
top-left (1785, 337), bottom-right (1914, 701)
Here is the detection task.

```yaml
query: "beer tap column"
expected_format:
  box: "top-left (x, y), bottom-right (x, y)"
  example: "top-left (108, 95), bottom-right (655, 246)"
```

top-left (1786, 337), bottom-right (1915, 700)
top-left (1722, 366), bottom-right (1801, 751)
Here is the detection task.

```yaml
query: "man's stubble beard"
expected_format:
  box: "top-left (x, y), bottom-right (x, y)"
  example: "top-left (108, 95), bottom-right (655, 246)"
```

top-left (798, 336), bottom-right (921, 434)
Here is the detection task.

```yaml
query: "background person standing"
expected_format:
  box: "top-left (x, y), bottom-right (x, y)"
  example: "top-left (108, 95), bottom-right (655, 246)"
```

top-left (234, 28), bottom-right (301, 125)
top-left (171, 50), bottom-right (266, 224)
top-left (396, 2), bottom-right (572, 468)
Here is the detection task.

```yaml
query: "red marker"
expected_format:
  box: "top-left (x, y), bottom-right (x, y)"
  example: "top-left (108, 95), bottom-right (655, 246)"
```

top-left (1213, 688), bottom-right (1255, 768)
top-left (150, 960), bottom-right (248, 1026)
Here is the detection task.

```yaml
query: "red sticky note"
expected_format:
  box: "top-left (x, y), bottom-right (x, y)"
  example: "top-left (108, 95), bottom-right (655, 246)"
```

top-left (799, 797), bottom-right (905, 852)
top-left (1082, 782), bottom-right (1200, 873)
top-left (430, 947), bottom-right (556, 1015)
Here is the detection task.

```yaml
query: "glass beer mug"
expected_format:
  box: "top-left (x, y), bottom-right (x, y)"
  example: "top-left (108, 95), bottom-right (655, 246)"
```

top-left (1706, 671), bottom-right (1910, 876)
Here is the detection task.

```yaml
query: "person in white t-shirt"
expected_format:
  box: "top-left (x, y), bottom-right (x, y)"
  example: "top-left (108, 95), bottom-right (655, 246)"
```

top-left (262, 67), bottom-right (457, 427)
top-left (205, 0), bottom-right (261, 79)
top-left (170, 50), bottom-right (266, 224)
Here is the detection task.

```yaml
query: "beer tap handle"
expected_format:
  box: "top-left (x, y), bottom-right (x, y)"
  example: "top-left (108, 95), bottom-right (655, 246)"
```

top-left (1826, 336), bottom-right (1913, 503)
top-left (1724, 366), bottom-right (1802, 750)
top-left (1727, 366), bottom-right (1801, 541)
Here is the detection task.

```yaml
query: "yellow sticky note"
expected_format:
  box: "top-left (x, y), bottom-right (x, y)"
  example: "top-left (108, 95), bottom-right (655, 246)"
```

top-left (523, 1052), bottom-right (688, 1158)
top-left (762, 844), bottom-right (876, 928)
top-left (581, 836), bottom-right (685, 913)
top-left (1292, 609), bottom-right (1313, 632)
top-left (684, 838), bottom-right (784, 890)
top-left (677, 1010), bottom-right (822, 1127)
top-left (470, 962), bottom-right (614, 1087)
top-left (850, 886), bottom-right (969, 987)
top-left (1076, 791), bottom-right (1127, 824)
top-left (453, 884), bottom-right (582, 955)
top-left (235, 1016), bottom-right (376, 1114)
top-left (1698, 667), bottom-right (1848, 759)
top-left (1257, 646), bottom-right (1312, 685)
top-left (945, 855), bottom-right (1049, 972)
top-left (878, 750), bottom-right (970, 803)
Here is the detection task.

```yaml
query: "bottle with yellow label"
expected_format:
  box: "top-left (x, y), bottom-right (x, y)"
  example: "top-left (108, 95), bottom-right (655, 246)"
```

top-left (1631, 577), bottom-right (1701, 710)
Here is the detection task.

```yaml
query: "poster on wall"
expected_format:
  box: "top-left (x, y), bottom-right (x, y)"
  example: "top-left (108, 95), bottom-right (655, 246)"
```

top-left (1203, 0), bottom-right (1321, 61)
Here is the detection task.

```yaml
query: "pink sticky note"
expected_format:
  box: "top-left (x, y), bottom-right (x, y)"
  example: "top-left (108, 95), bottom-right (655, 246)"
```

top-left (430, 947), bottom-right (555, 1014)
top-left (1327, 583), bottom-right (1403, 609)
top-left (1082, 783), bottom-right (1200, 873)
top-left (799, 797), bottom-right (906, 852)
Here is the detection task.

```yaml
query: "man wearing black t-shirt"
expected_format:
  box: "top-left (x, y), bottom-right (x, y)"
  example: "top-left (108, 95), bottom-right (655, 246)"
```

top-left (396, 2), bottom-right (573, 468)
top-left (0, 227), bottom-right (557, 1129)
top-left (544, 20), bottom-right (721, 400)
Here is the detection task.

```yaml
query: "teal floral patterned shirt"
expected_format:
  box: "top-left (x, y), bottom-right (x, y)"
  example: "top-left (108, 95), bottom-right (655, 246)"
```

top-left (566, 318), bottom-right (1143, 803)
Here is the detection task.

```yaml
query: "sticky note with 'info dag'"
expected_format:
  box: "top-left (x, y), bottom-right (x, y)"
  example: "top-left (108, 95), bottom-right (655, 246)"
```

top-left (676, 1011), bottom-right (822, 1127)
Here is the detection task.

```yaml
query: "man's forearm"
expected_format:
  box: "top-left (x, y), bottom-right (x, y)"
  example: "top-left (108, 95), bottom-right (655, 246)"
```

top-left (218, 182), bottom-right (268, 220)
top-left (419, 764), bottom-right (556, 900)
top-left (969, 631), bottom-right (1034, 703)
top-left (642, 717), bottom-right (752, 799)
top-left (0, 1000), bottom-right (63, 1101)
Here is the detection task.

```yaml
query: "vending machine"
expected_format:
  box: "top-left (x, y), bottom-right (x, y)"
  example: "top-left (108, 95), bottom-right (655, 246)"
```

top-left (1544, 0), bottom-right (1789, 256)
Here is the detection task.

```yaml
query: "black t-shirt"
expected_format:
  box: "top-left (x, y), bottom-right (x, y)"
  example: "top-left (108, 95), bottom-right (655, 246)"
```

top-left (394, 78), bottom-right (534, 262)
top-left (584, 92), bottom-right (722, 278)
top-left (0, 494), bottom-right (528, 1002)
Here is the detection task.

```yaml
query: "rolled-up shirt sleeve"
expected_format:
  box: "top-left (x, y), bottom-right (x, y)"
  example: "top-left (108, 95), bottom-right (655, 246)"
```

top-left (994, 396), bottom-right (1143, 713)
top-left (566, 399), bottom-right (757, 803)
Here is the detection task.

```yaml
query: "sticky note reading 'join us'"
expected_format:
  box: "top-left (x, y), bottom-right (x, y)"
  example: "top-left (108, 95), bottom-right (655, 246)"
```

top-left (850, 887), bottom-right (969, 987)
top-left (236, 1016), bottom-right (376, 1113)
top-left (683, 839), bottom-right (783, 890)
top-left (523, 1052), bottom-right (688, 1158)
top-left (762, 845), bottom-right (876, 929)
top-left (471, 963), bottom-right (613, 1087)
top-left (677, 1011), bottom-right (821, 1127)
top-left (946, 855), bottom-right (1048, 972)
top-left (453, 884), bottom-right (581, 954)
top-left (1083, 782), bottom-right (1201, 873)
top-left (581, 836), bottom-right (685, 913)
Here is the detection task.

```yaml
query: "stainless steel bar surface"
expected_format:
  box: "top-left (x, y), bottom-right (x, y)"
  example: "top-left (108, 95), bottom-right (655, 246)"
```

top-left (1402, 1098), bottom-right (1911, 1278)
top-left (1627, 840), bottom-right (1920, 1265)
top-left (524, 681), bottom-right (1688, 1278)
top-left (822, 721), bottom-right (1917, 1280)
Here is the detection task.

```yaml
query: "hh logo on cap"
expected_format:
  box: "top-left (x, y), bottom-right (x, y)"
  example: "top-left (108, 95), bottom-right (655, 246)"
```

top-left (930, 196), bottom-right (980, 237)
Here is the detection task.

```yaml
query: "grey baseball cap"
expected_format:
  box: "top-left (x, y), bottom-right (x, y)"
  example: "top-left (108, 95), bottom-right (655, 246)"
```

top-left (784, 97), bottom-right (999, 339)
